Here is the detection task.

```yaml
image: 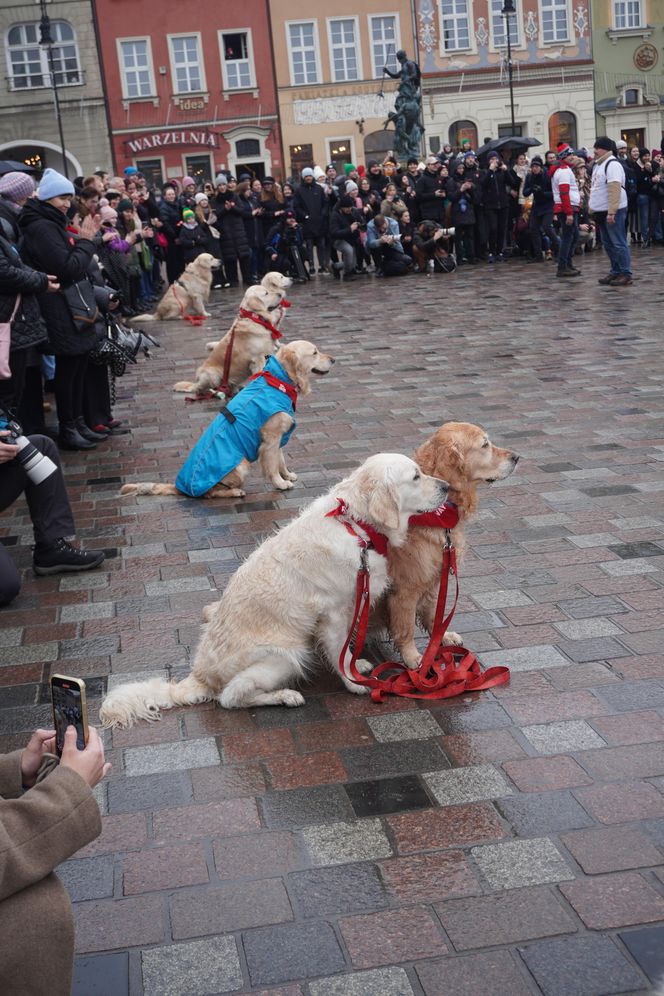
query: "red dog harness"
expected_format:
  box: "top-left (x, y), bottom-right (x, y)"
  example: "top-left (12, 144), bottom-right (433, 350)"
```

top-left (238, 308), bottom-right (284, 340)
top-left (247, 370), bottom-right (298, 410)
top-left (329, 500), bottom-right (510, 702)
top-left (171, 282), bottom-right (206, 326)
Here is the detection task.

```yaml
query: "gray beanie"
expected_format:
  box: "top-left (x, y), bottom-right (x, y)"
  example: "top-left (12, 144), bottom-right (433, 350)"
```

top-left (215, 173), bottom-right (228, 185)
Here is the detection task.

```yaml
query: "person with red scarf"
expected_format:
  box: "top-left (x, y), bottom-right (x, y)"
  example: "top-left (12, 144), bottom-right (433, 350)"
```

top-left (551, 143), bottom-right (582, 278)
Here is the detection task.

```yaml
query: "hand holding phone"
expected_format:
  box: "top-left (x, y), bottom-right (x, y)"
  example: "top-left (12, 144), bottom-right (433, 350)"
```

top-left (51, 674), bottom-right (88, 755)
top-left (60, 726), bottom-right (110, 788)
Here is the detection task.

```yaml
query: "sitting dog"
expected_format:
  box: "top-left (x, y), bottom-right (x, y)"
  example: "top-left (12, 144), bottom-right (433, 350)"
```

top-left (101, 453), bottom-right (449, 726)
top-left (122, 340), bottom-right (333, 500)
top-left (135, 253), bottom-right (220, 321)
top-left (174, 275), bottom-right (291, 398)
top-left (385, 422), bottom-right (519, 667)
top-left (203, 271), bottom-right (292, 352)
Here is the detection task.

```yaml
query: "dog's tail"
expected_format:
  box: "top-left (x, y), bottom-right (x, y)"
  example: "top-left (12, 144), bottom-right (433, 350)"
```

top-left (173, 381), bottom-right (195, 392)
top-left (120, 482), bottom-right (180, 496)
top-left (99, 674), bottom-right (212, 728)
top-left (132, 313), bottom-right (156, 322)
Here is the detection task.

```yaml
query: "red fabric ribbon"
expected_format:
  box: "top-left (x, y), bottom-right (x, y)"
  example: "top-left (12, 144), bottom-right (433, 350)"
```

top-left (238, 308), bottom-right (283, 339)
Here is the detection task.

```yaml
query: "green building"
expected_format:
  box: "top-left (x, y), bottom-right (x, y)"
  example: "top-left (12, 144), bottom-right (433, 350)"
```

top-left (593, 0), bottom-right (664, 149)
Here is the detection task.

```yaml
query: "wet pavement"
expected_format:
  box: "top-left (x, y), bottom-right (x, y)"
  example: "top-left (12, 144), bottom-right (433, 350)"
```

top-left (2, 248), bottom-right (664, 995)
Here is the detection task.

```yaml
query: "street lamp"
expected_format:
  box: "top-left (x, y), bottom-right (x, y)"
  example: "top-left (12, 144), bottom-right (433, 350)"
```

top-left (39, 1), bottom-right (68, 178)
top-left (501, 0), bottom-right (517, 135)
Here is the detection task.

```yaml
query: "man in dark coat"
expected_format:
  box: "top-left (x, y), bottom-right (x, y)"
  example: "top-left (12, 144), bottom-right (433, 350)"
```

top-left (446, 161), bottom-right (478, 263)
top-left (329, 195), bottom-right (363, 279)
top-left (19, 169), bottom-right (106, 451)
top-left (293, 168), bottom-right (330, 273)
top-left (213, 174), bottom-right (252, 286)
top-left (523, 155), bottom-right (559, 261)
top-left (416, 156), bottom-right (447, 224)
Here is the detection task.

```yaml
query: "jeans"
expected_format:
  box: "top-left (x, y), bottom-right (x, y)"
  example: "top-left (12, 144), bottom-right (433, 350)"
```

top-left (333, 239), bottom-right (356, 274)
top-left (597, 207), bottom-right (632, 276)
top-left (637, 194), bottom-right (651, 241)
top-left (557, 213), bottom-right (579, 270)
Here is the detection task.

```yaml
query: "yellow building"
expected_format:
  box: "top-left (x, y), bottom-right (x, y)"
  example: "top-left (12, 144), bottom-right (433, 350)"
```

top-left (269, 0), bottom-right (416, 177)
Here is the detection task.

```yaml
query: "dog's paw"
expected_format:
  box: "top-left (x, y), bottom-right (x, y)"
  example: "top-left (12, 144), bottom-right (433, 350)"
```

top-left (285, 471), bottom-right (298, 482)
top-left (355, 658), bottom-right (375, 676)
top-left (402, 651), bottom-right (422, 670)
top-left (443, 631), bottom-right (462, 646)
top-left (278, 689), bottom-right (305, 707)
top-left (273, 478), bottom-right (295, 491)
top-left (342, 677), bottom-right (370, 695)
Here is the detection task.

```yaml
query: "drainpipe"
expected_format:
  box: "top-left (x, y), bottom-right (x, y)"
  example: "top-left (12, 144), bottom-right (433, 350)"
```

top-left (90, 0), bottom-right (116, 174)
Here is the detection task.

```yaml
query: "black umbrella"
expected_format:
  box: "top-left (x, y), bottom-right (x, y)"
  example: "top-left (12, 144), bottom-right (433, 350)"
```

top-left (475, 136), bottom-right (542, 158)
top-left (0, 160), bottom-right (38, 176)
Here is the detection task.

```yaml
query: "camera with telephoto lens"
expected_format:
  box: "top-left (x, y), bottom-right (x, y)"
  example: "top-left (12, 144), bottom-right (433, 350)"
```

top-left (0, 409), bottom-right (58, 485)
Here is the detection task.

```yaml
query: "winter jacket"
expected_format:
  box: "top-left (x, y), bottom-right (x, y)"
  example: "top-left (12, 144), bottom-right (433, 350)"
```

top-left (481, 166), bottom-right (514, 210)
top-left (293, 181), bottom-right (329, 240)
top-left (178, 223), bottom-right (208, 264)
top-left (0, 200), bottom-right (21, 243)
top-left (523, 169), bottom-right (554, 215)
top-left (158, 198), bottom-right (181, 243)
top-left (214, 193), bottom-right (250, 262)
top-left (18, 200), bottom-right (103, 357)
top-left (329, 205), bottom-right (364, 243)
top-left (0, 235), bottom-right (48, 350)
top-left (176, 355), bottom-right (296, 497)
top-left (366, 216), bottom-right (405, 253)
top-left (0, 750), bottom-right (101, 996)
top-left (446, 174), bottom-right (477, 226)
top-left (416, 169), bottom-right (447, 223)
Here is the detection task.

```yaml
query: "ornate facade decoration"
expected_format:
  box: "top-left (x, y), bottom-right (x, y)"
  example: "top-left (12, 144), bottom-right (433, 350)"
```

top-left (475, 17), bottom-right (489, 47)
top-left (418, 0), bottom-right (438, 56)
top-left (633, 43), bottom-right (658, 71)
top-left (573, 5), bottom-right (588, 38)
top-left (525, 11), bottom-right (538, 43)
top-left (293, 92), bottom-right (396, 126)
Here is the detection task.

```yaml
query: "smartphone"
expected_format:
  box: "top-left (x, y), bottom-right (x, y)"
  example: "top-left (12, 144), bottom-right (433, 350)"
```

top-left (50, 674), bottom-right (88, 756)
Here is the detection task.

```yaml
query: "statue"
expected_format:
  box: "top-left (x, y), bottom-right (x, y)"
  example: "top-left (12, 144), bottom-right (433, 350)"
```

top-left (381, 50), bottom-right (424, 160)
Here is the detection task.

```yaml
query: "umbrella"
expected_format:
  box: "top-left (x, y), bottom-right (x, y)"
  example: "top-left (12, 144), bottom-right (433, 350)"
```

top-left (475, 136), bottom-right (541, 158)
top-left (0, 160), bottom-right (38, 176)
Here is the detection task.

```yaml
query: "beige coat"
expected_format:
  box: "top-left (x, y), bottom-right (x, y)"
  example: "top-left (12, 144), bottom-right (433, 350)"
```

top-left (0, 750), bottom-right (101, 995)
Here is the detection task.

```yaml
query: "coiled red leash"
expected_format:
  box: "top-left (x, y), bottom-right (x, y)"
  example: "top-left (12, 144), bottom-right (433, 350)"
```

top-left (170, 283), bottom-right (206, 326)
top-left (328, 500), bottom-right (511, 702)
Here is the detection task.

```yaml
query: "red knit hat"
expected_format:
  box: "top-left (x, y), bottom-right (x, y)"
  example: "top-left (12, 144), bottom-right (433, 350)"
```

top-left (557, 143), bottom-right (574, 160)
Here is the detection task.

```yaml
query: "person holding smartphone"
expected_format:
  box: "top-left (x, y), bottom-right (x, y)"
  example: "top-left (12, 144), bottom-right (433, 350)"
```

top-left (0, 723), bottom-right (110, 995)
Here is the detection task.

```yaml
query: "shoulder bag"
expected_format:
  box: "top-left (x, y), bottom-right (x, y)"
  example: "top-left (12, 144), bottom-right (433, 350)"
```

top-left (0, 295), bottom-right (21, 378)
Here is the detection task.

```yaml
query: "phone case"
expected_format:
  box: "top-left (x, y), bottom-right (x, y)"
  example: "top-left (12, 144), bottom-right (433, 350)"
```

top-left (50, 674), bottom-right (89, 754)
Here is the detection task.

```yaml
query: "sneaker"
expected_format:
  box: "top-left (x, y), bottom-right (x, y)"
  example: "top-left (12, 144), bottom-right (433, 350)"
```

top-left (487, 254), bottom-right (495, 264)
top-left (33, 538), bottom-right (105, 576)
top-left (611, 274), bottom-right (633, 285)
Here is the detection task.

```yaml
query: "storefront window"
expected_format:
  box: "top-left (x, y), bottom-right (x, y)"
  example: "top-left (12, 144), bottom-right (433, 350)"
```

top-left (448, 120), bottom-right (478, 150)
top-left (289, 143), bottom-right (313, 178)
top-left (548, 111), bottom-right (577, 150)
top-left (135, 158), bottom-right (163, 188)
top-left (328, 139), bottom-right (352, 172)
top-left (184, 154), bottom-right (212, 184)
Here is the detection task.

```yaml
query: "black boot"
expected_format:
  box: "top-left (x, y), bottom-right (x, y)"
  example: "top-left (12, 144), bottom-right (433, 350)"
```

top-left (75, 416), bottom-right (108, 442)
top-left (33, 538), bottom-right (105, 576)
top-left (58, 421), bottom-right (96, 450)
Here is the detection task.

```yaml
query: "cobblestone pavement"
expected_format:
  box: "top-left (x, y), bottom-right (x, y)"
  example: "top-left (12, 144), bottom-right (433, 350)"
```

top-left (2, 250), bottom-right (664, 995)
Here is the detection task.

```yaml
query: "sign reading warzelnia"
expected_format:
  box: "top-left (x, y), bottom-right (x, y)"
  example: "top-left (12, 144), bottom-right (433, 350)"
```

top-left (126, 131), bottom-right (218, 152)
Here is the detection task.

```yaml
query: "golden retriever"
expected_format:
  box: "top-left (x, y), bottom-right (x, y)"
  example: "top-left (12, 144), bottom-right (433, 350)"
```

top-left (174, 275), bottom-right (291, 397)
top-left (135, 253), bottom-right (220, 321)
top-left (100, 453), bottom-right (449, 725)
top-left (385, 422), bottom-right (519, 668)
top-left (121, 340), bottom-right (333, 500)
top-left (203, 271), bottom-right (292, 352)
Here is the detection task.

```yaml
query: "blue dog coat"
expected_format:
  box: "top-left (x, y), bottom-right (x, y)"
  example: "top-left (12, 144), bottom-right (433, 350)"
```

top-left (176, 355), bottom-right (297, 497)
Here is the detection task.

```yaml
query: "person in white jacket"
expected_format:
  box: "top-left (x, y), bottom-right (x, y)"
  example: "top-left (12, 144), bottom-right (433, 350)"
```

top-left (551, 143), bottom-right (582, 277)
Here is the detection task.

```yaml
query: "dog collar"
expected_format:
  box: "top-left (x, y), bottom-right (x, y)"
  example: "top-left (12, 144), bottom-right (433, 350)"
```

top-left (239, 308), bottom-right (283, 339)
top-left (408, 501), bottom-right (459, 530)
top-left (326, 498), bottom-right (389, 557)
top-left (247, 370), bottom-right (298, 410)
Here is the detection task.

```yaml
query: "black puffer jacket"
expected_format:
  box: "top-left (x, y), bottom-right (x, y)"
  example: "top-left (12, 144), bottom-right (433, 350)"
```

top-left (18, 200), bottom-right (102, 356)
top-left (416, 169), bottom-right (446, 223)
top-left (293, 181), bottom-right (329, 239)
top-left (213, 193), bottom-right (250, 261)
top-left (0, 235), bottom-right (48, 350)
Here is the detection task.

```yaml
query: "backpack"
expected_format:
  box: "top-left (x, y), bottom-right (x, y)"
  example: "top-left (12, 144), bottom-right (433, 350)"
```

top-left (604, 157), bottom-right (636, 196)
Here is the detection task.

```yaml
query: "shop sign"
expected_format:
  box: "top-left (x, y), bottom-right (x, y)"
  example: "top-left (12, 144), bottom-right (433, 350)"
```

top-left (126, 130), bottom-right (218, 153)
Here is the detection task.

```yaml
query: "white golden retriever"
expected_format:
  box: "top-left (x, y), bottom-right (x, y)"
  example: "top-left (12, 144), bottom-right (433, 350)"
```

top-left (135, 253), bottom-right (220, 321)
top-left (100, 454), bottom-right (448, 726)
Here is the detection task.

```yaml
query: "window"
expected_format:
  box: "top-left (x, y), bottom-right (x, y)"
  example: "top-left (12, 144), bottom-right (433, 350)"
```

top-left (287, 22), bottom-right (320, 85)
top-left (369, 15), bottom-right (399, 77)
top-left (237, 139), bottom-right (261, 158)
top-left (290, 143), bottom-right (314, 177)
top-left (498, 122), bottom-right (525, 137)
top-left (440, 0), bottom-right (471, 52)
top-left (624, 87), bottom-right (640, 105)
top-left (491, 0), bottom-right (520, 47)
top-left (169, 34), bottom-right (204, 93)
top-left (135, 158), bottom-right (163, 188)
top-left (541, 0), bottom-right (569, 43)
top-left (184, 154), bottom-right (213, 184)
top-left (448, 120), bottom-right (478, 149)
top-left (548, 111), bottom-right (577, 148)
top-left (118, 38), bottom-right (154, 99)
top-left (328, 19), bottom-right (361, 82)
top-left (7, 20), bottom-right (81, 89)
top-left (220, 30), bottom-right (255, 89)
top-left (328, 138), bottom-right (353, 171)
top-left (613, 0), bottom-right (642, 28)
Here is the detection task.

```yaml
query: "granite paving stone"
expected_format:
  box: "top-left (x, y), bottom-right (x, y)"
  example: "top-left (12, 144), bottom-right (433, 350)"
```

top-left (243, 922), bottom-right (346, 986)
top-left (423, 764), bottom-right (513, 805)
top-left (123, 737), bottom-right (220, 775)
top-left (301, 818), bottom-right (393, 866)
top-left (521, 720), bottom-right (607, 754)
top-left (478, 645), bottom-right (570, 671)
top-left (141, 936), bottom-right (243, 995)
top-left (107, 770), bottom-right (193, 813)
top-left (560, 871), bottom-right (664, 929)
top-left (416, 951), bottom-right (534, 996)
top-left (435, 885), bottom-right (577, 951)
top-left (573, 780), bottom-right (664, 824)
top-left (308, 967), bottom-right (415, 996)
top-left (387, 803), bottom-right (507, 853)
top-left (496, 790), bottom-right (594, 834)
top-left (518, 935), bottom-right (647, 996)
top-left (56, 855), bottom-right (115, 903)
top-left (593, 678), bottom-right (664, 713)
top-left (432, 698), bottom-right (512, 733)
top-left (74, 895), bottom-right (165, 953)
top-left (560, 826), bottom-right (664, 874)
top-left (286, 863), bottom-right (389, 918)
top-left (365, 710), bottom-right (442, 742)
top-left (379, 850), bottom-right (481, 903)
top-left (338, 906), bottom-right (447, 969)
top-left (123, 842), bottom-right (209, 894)
top-left (213, 831), bottom-right (305, 880)
top-left (72, 954), bottom-right (129, 996)
top-left (440, 729), bottom-right (527, 765)
top-left (340, 739), bottom-right (450, 781)
top-left (344, 775), bottom-right (432, 817)
top-left (170, 878), bottom-right (293, 938)
top-left (471, 837), bottom-right (574, 890)
top-left (261, 785), bottom-right (354, 829)
top-left (619, 925), bottom-right (664, 984)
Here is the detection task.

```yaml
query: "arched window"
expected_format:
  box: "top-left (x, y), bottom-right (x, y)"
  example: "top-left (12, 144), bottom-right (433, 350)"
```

top-left (6, 21), bottom-right (81, 89)
top-left (548, 111), bottom-right (577, 150)
top-left (236, 138), bottom-right (260, 159)
top-left (448, 120), bottom-right (478, 151)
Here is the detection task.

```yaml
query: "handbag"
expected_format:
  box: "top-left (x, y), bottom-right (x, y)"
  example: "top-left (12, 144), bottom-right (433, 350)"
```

top-left (155, 231), bottom-right (168, 250)
top-left (0, 295), bottom-right (21, 379)
top-left (61, 279), bottom-right (100, 333)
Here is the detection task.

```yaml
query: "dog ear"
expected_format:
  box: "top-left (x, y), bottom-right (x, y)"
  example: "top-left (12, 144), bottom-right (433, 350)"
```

top-left (279, 345), bottom-right (311, 396)
top-left (368, 481), bottom-right (400, 532)
top-left (415, 435), bottom-right (464, 482)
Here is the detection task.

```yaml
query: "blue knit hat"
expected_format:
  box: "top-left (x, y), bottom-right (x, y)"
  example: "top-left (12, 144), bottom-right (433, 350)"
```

top-left (37, 168), bottom-right (75, 201)
top-left (124, 166), bottom-right (138, 176)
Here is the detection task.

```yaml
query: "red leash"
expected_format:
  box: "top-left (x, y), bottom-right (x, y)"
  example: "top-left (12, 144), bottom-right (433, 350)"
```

top-left (330, 501), bottom-right (510, 702)
top-left (238, 308), bottom-right (283, 340)
top-left (171, 283), bottom-right (206, 326)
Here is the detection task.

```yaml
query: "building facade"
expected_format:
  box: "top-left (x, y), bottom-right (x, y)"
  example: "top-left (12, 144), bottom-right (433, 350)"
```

top-left (94, 0), bottom-right (282, 186)
top-left (0, 0), bottom-right (112, 177)
top-left (414, 0), bottom-right (596, 153)
top-left (269, 0), bottom-right (416, 177)
top-left (592, 0), bottom-right (664, 148)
